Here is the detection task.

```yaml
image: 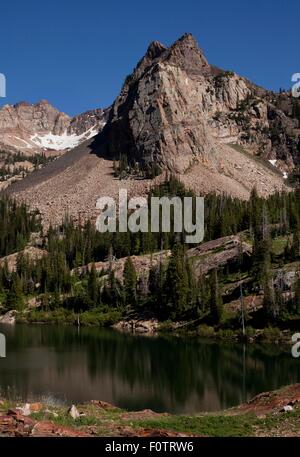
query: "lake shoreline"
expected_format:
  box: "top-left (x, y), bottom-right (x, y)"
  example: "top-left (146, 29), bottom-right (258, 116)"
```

top-left (1, 384), bottom-right (300, 437)
top-left (0, 320), bottom-right (298, 418)
top-left (0, 306), bottom-right (295, 348)
top-left (8, 308), bottom-right (294, 345)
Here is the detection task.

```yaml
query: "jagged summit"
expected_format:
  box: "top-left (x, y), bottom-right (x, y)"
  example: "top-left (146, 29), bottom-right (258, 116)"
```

top-left (14, 99), bottom-right (52, 108)
top-left (168, 32), bottom-right (207, 58)
top-left (131, 33), bottom-right (210, 83)
top-left (96, 34), bottom-right (217, 168)
top-left (97, 33), bottom-right (299, 179)
top-left (36, 99), bottom-right (51, 105)
top-left (175, 32), bottom-right (197, 44)
top-left (164, 32), bottom-right (210, 74)
top-left (145, 40), bottom-right (167, 60)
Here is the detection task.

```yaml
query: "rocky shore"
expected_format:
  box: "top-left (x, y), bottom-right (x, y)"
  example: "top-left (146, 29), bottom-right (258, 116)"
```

top-left (1, 384), bottom-right (300, 437)
top-left (113, 318), bottom-right (159, 334)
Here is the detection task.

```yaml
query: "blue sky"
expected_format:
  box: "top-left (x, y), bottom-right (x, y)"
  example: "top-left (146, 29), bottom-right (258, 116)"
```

top-left (0, 0), bottom-right (299, 115)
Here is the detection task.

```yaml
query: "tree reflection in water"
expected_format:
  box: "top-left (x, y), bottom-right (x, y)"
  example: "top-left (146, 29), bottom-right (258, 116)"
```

top-left (0, 324), bottom-right (299, 413)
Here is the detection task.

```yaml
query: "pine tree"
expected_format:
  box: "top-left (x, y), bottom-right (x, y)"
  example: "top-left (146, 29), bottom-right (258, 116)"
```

top-left (291, 221), bottom-right (300, 260)
top-left (88, 263), bottom-right (98, 305)
top-left (294, 272), bottom-right (300, 314)
top-left (5, 273), bottom-right (25, 311)
top-left (123, 257), bottom-right (137, 306)
top-left (249, 187), bottom-right (261, 237)
top-left (165, 244), bottom-right (189, 319)
top-left (263, 275), bottom-right (277, 321)
top-left (102, 270), bottom-right (123, 308)
top-left (209, 270), bottom-right (223, 324)
top-left (148, 259), bottom-right (166, 316)
top-left (252, 203), bottom-right (272, 286)
top-left (50, 290), bottom-right (61, 309)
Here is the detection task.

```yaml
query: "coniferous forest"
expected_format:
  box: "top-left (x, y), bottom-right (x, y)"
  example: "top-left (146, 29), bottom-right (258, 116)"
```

top-left (1, 176), bottom-right (300, 338)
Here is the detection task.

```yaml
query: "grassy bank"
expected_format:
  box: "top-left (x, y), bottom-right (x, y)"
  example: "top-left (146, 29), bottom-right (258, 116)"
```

top-left (13, 307), bottom-right (294, 345)
top-left (17, 308), bottom-right (123, 327)
top-left (159, 321), bottom-right (293, 344)
top-left (2, 384), bottom-right (300, 437)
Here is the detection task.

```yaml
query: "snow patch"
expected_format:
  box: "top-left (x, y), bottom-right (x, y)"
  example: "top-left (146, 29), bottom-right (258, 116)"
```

top-left (30, 126), bottom-right (101, 151)
top-left (269, 159), bottom-right (277, 167)
top-left (268, 159), bottom-right (288, 180)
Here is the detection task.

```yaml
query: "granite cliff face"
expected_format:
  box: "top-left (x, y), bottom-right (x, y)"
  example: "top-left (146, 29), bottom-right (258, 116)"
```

top-left (98, 33), bottom-right (300, 177)
top-left (0, 100), bottom-right (69, 135)
top-left (0, 100), bottom-right (109, 155)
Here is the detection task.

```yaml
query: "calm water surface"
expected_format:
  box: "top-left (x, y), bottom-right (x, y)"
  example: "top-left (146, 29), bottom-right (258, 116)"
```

top-left (0, 323), bottom-right (299, 414)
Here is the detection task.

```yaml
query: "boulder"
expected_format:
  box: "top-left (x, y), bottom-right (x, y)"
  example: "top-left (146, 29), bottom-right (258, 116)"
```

top-left (16, 404), bottom-right (31, 416)
top-left (282, 405), bottom-right (294, 412)
top-left (0, 310), bottom-right (16, 325)
top-left (114, 319), bottom-right (158, 334)
top-left (68, 405), bottom-right (80, 420)
top-left (90, 400), bottom-right (117, 410)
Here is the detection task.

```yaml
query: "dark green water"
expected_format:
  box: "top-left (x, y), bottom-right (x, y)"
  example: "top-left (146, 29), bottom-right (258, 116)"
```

top-left (0, 323), bottom-right (299, 414)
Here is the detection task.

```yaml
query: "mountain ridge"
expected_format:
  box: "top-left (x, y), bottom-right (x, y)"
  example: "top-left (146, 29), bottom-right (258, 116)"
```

top-left (6, 33), bottom-right (299, 225)
top-left (0, 100), bottom-right (109, 155)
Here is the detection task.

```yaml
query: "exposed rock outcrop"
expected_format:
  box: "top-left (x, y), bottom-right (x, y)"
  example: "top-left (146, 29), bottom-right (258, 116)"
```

top-left (0, 246), bottom-right (47, 273)
top-left (0, 310), bottom-right (16, 325)
top-left (97, 33), bottom-right (300, 178)
top-left (73, 234), bottom-right (251, 290)
top-left (0, 100), bottom-right (109, 155)
top-left (113, 319), bottom-right (159, 334)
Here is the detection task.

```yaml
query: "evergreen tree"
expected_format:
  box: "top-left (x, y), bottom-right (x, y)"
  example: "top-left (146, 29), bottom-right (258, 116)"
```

top-left (5, 273), bottom-right (25, 311)
top-left (263, 275), bottom-right (278, 321)
top-left (294, 272), bottom-right (300, 314)
top-left (88, 263), bottom-right (98, 305)
top-left (291, 221), bottom-right (300, 260)
top-left (102, 270), bottom-right (123, 308)
top-left (123, 257), bottom-right (137, 306)
top-left (252, 203), bottom-right (272, 287)
top-left (209, 270), bottom-right (223, 324)
top-left (148, 259), bottom-right (166, 317)
top-left (165, 244), bottom-right (189, 319)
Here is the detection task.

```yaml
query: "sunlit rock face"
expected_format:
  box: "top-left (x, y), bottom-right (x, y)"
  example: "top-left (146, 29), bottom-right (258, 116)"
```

top-left (99, 33), bottom-right (300, 177)
top-left (0, 100), bottom-right (109, 155)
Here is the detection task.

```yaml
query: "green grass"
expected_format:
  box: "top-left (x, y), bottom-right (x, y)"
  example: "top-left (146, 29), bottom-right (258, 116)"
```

top-left (31, 407), bottom-right (258, 437)
top-left (251, 408), bottom-right (300, 436)
top-left (272, 236), bottom-right (289, 256)
top-left (128, 413), bottom-right (255, 437)
top-left (3, 394), bottom-right (300, 437)
top-left (17, 308), bottom-right (123, 327)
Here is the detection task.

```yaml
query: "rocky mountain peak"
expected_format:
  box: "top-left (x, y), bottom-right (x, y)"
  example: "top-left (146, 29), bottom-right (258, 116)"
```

top-left (14, 101), bottom-right (32, 108)
top-left (164, 32), bottom-right (210, 75)
top-left (132, 33), bottom-right (210, 82)
top-left (36, 99), bottom-right (52, 106)
top-left (170, 32), bottom-right (202, 53)
top-left (145, 40), bottom-right (167, 60)
top-left (96, 34), bottom-right (215, 169)
top-left (97, 33), bottom-right (300, 185)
